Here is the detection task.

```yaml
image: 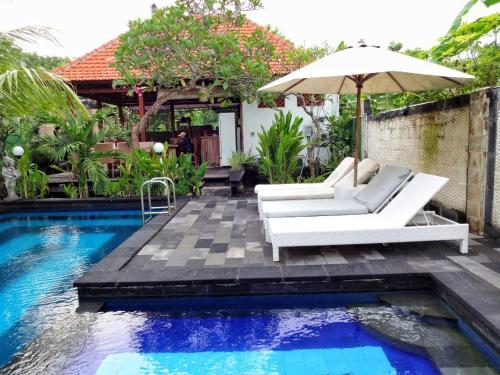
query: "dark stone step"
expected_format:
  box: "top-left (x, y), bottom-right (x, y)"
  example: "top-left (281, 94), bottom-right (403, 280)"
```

top-left (201, 186), bottom-right (231, 198)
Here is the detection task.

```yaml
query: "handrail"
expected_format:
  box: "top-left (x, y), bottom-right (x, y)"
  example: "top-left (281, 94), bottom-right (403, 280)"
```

top-left (149, 177), bottom-right (176, 210)
top-left (140, 177), bottom-right (176, 223)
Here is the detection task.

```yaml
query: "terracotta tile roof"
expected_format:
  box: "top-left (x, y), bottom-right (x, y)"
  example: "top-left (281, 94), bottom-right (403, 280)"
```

top-left (54, 18), bottom-right (295, 82)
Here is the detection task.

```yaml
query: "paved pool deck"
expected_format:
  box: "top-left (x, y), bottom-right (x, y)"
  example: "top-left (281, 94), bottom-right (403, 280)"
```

top-left (76, 198), bottom-right (500, 352)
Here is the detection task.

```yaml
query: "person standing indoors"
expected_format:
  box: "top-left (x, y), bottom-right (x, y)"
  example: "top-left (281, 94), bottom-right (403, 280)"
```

top-left (178, 131), bottom-right (194, 154)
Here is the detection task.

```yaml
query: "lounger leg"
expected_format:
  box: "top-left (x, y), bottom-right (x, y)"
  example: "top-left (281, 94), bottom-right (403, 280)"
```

top-left (273, 245), bottom-right (280, 262)
top-left (460, 237), bottom-right (468, 254)
top-left (264, 218), bottom-right (271, 243)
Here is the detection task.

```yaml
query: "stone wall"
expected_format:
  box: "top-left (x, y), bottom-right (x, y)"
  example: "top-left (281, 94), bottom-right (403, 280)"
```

top-left (364, 87), bottom-right (499, 235)
top-left (488, 89), bottom-right (500, 233)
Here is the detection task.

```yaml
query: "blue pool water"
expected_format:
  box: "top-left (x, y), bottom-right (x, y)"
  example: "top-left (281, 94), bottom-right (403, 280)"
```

top-left (0, 210), bottom-right (142, 368)
top-left (63, 295), bottom-right (448, 375)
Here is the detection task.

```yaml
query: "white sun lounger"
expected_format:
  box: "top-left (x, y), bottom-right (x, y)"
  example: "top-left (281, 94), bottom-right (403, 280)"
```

top-left (254, 157), bottom-right (354, 194)
top-left (261, 166), bottom-right (412, 241)
top-left (257, 158), bottom-right (380, 215)
top-left (268, 173), bottom-right (469, 261)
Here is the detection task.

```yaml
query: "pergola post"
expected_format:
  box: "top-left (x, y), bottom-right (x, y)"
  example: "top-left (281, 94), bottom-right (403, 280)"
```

top-left (138, 91), bottom-right (146, 141)
top-left (118, 97), bottom-right (125, 126)
top-left (170, 102), bottom-right (175, 132)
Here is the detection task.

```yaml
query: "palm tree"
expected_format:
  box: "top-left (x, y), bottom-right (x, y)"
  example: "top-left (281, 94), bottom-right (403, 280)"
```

top-left (39, 110), bottom-right (128, 198)
top-left (0, 27), bottom-right (87, 158)
top-left (40, 111), bottom-right (128, 198)
top-left (0, 27), bottom-right (85, 118)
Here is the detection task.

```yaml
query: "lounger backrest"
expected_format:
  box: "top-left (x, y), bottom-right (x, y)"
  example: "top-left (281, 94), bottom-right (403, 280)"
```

top-left (378, 173), bottom-right (448, 227)
top-left (322, 157), bottom-right (355, 187)
top-left (354, 166), bottom-right (412, 212)
top-left (336, 158), bottom-right (380, 187)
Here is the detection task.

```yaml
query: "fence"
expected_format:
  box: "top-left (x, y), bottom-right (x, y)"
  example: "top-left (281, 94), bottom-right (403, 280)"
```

top-left (363, 86), bottom-right (499, 236)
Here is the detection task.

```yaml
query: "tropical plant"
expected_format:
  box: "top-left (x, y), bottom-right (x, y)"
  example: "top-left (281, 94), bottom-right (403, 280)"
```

top-left (39, 109), bottom-right (128, 198)
top-left (106, 147), bottom-right (208, 197)
top-left (20, 52), bottom-right (69, 70)
top-left (322, 110), bottom-right (354, 169)
top-left (16, 150), bottom-right (48, 199)
top-left (228, 150), bottom-right (258, 171)
top-left (0, 27), bottom-right (85, 121)
top-left (257, 110), bottom-right (305, 184)
top-left (432, 0), bottom-right (499, 60)
top-left (113, 0), bottom-right (277, 145)
top-left (298, 175), bottom-right (326, 183)
top-left (63, 184), bottom-right (78, 199)
top-left (0, 25), bottom-right (86, 198)
top-left (283, 42), bottom-right (337, 176)
top-left (177, 154), bottom-right (208, 196)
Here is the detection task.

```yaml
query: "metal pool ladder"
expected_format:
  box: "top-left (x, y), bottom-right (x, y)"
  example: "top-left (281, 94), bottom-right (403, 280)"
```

top-left (140, 177), bottom-right (176, 223)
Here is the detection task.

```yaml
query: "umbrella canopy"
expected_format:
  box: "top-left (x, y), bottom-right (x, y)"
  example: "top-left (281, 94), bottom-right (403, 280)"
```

top-left (259, 44), bottom-right (474, 186)
top-left (260, 45), bottom-right (473, 94)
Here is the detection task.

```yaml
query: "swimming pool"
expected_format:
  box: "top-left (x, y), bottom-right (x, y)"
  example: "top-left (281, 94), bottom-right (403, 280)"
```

top-left (55, 293), bottom-right (498, 375)
top-left (0, 210), bottom-right (142, 368)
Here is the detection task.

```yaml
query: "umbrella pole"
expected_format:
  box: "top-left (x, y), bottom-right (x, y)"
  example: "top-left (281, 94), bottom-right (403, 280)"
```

top-left (353, 83), bottom-right (362, 187)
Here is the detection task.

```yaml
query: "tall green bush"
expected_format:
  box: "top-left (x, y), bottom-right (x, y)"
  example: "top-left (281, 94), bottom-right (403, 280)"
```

top-left (39, 109), bottom-right (128, 198)
top-left (257, 110), bottom-right (305, 184)
top-left (104, 147), bottom-right (207, 197)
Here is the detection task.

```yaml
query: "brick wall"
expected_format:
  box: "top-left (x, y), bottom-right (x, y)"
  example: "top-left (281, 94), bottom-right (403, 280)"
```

top-left (364, 87), bottom-right (499, 235)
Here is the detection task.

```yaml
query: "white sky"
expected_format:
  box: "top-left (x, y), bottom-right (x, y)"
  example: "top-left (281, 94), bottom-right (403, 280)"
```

top-left (1, 0), bottom-right (497, 59)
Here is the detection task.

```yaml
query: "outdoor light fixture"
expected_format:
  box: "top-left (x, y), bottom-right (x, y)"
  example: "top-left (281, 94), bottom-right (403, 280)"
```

top-left (153, 142), bottom-right (164, 155)
top-left (12, 146), bottom-right (24, 158)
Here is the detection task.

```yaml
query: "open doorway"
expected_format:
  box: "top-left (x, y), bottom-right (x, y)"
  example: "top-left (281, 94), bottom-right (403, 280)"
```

top-left (146, 105), bottom-right (240, 167)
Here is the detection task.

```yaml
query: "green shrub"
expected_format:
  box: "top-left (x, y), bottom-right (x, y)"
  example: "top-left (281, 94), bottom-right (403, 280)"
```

top-left (257, 110), bottom-right (305, 184)
top-left (228, 150), bottom-right (258, 171)
top-left (63, 184), bottom-right (78, 198)
top-left (104, 146), bottom-right (208, 198)
top-left (16, 150), bottom-right (48, 199)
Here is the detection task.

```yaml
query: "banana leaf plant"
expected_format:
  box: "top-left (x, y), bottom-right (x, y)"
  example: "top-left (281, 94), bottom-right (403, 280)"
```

top-left (256, 110), bottom-right (305, 184)
top-left (39, 109), bottom-right (128, 198)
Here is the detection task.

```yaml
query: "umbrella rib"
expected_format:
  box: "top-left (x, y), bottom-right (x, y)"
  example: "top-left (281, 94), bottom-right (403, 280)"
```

top-left (337, 76), bottom-right (347, 94)
top-left (441, 76), bottom-right (463, 86)
top-left (283, 78), bottom-right (306, 92)
top-left (387, 72), bottom-right (406, 91)
top-left (362, 73), bottom-right (378, 83)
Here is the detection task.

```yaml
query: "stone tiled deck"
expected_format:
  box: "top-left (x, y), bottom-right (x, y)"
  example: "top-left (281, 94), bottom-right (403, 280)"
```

top-left (76, 198), bottom-right (500, 352)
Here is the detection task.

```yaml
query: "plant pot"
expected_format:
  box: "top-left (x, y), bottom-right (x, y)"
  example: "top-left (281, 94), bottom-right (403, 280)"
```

top-left (229, 167), bottom-right (245, 182)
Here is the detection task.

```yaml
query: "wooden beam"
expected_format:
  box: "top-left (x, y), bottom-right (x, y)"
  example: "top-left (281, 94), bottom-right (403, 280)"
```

top-left (76, 87), bottom-right (129, 94)
top-left (118, 100), bottom-right (125, 126)
top-left (138, 92), bottom-right (146, 141)
top-left (170, 102), bottom-right (175, 132)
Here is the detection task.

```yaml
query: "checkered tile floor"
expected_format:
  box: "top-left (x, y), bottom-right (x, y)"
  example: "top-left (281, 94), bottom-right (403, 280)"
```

top-left (133, 199), bottom-right (500, 292)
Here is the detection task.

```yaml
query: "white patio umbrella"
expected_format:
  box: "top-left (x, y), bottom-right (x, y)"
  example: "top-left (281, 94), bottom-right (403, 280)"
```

top-left (259, 42), bottom-right (474, 186)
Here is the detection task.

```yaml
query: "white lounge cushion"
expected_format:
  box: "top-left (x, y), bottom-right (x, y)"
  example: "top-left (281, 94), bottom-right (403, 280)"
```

top-left (262, 198), bottom-right (368, 218)
top-left (270, 173), bottom-right (449, 236)
top-left (270, 214), bottom-right (391, 236)
top-left (254, 157), bottom-right (354, 194)
top-left (258, 187), bottom-right (334, 201)
top-left (254, 182), bottom-right (324, 194)
top-left (354, 165), bottom-right (412, 212)
top-left (322, 157), bottom-right (354, 187)
top-left (336, 158), bottom-right (379, 187)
